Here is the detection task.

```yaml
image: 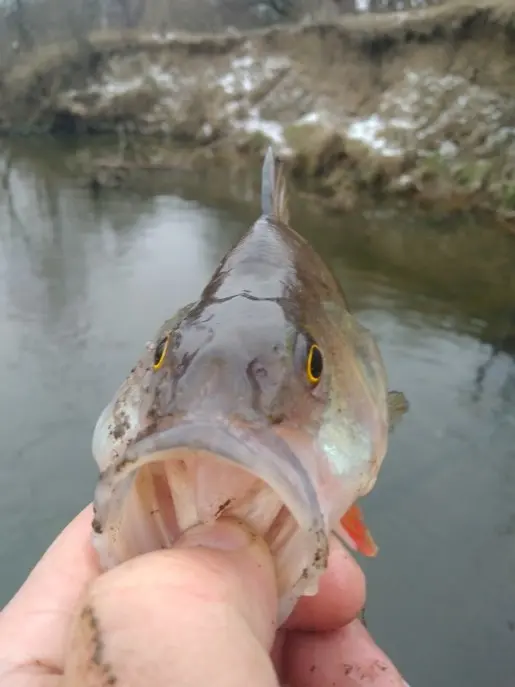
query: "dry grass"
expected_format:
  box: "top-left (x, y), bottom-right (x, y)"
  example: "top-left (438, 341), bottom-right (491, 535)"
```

top-left (1, 30), bottom-right (243, 105)
top-left (2, 0), bottom-right (514, 87)
top-left (1, 0), bottom-right (515, 221)
top-left (0, 0), bottom-right (511, 135)
top-left (1, 0), bottom-right (512, 89)
top-left (3, 0), bottom-right (515, 89)
top-left (283, 0), bottom-right (515, 50)
top-left (2, 0), bottom-right (513, 121)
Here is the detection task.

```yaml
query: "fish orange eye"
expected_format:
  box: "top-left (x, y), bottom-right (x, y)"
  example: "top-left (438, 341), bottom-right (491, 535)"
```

top-left (153, 334), bottom-right (169, 370)
top-left (306, 344), bottom-right (323, 385)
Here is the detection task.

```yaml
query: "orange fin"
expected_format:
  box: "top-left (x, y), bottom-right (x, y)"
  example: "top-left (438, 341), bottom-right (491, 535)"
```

top-left (340, 503), bottom-right (378, 557)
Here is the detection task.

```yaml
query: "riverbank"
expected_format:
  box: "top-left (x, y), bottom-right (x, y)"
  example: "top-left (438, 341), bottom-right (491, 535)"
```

top-left (2, 1), bottom-right (515, 220)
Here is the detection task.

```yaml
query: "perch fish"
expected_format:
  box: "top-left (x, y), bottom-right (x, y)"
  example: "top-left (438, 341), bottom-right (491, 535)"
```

top-left (91, 147), bottom-right (408, 623)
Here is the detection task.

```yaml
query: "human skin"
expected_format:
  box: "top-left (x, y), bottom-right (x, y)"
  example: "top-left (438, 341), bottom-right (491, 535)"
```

top-left (0, 505), bottom-right (406, 687)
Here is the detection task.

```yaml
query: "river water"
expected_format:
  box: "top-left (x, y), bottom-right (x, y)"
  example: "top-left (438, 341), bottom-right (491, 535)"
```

top-left (0, 143), bottom-right (514, 687)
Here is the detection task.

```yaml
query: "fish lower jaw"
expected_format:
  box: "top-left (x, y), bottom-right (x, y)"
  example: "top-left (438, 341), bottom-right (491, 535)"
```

top-left (92, 449), bottom-right (329, 624)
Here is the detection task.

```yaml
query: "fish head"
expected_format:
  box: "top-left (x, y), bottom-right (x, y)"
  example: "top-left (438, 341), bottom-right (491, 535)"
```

top-left (91, 148), bottom-right (408, 624)
top-left (92, 293), bottom-right (329, 618)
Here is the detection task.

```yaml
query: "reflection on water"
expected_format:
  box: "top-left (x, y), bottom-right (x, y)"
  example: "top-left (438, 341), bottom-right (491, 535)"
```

top-left (0, 145), bottom-right (514, 687)
top-left (472, 312), bottom-right (515, 404)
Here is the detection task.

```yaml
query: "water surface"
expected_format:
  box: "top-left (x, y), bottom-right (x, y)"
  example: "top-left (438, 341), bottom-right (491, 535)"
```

top-left (0, 144), bottom-right (514, 687)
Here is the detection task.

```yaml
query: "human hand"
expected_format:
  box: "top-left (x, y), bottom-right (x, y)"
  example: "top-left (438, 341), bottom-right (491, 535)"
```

top-left (0, 504), bottom-right (407, 687)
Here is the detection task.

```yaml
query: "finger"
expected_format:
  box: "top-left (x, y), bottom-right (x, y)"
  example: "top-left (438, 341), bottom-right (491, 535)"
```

top-left (0, 504), bottom-right (99, 678)
top-left (283, 619), bottom-right (406, 687)
top-left (63, 518), bottom-right (280, 687)
top-left (284, 536), bottom-right (366, 632)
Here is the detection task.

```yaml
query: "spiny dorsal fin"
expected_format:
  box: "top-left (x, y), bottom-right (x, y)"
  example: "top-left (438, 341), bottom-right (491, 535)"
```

top-left (261, 146), bottom-right (290, 225)
top-left (387, 390), bottom-right (409, 433)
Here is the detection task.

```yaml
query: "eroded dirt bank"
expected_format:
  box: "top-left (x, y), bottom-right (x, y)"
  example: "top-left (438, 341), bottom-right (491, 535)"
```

top-left (2, 1), bottom-right (515, 219)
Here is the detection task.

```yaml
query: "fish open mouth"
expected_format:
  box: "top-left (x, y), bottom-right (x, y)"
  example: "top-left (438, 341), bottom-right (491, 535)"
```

top-left (92, 418), bottom-right (329, 623)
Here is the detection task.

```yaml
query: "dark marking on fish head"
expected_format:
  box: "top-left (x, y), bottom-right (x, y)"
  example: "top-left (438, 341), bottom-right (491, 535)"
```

top-left (143, 289), bottom-right (332, 434)
top-left (147, 296), bottom-right (289, 422)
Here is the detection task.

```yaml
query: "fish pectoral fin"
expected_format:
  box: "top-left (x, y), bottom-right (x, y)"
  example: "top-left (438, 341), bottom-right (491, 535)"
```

top-left (339, 503), bottom-right (378, 558)
top-left (387, 390), bottom-right (409, 433)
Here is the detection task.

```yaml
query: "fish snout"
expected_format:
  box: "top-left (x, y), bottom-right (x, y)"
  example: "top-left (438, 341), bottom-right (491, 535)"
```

top-left (169, 351), bottom-right (272, 421)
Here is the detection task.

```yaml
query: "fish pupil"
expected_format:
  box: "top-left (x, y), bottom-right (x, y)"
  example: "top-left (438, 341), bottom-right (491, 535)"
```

top-left (309, 345), bottom-right (323, 382)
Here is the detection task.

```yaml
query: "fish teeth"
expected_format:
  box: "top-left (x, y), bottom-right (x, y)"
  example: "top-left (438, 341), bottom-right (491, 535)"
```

top-left (138, 465), bottom-right (174, 548)
top-left (229, 485), bottom-right (284, 534)
top-left (164, 459), bottom-right (200, 533)
top-left (124, 470), bottom-right (163, 555)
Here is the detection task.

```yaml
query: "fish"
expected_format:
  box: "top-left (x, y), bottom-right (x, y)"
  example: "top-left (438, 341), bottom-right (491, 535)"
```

top-left (91, 147), bottom-right (409, 624)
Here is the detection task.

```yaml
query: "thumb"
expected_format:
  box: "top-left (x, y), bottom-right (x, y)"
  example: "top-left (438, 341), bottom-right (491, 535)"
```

top-left (63, 518), bottom-right (280, 687)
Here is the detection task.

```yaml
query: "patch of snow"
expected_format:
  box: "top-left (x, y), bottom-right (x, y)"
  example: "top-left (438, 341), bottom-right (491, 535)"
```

top-left (404, 69), bottom-right (512, 127)
top-left (366, 67), bottom-right (515, 156)
top-left (147, 65), bottom-right (176, 90)
top-left (264, 56), bottom-right (291, 72)
top-left (232, 55), bottom-right (254, 71)
top-left (235, 107), bottom-right (285, 146)
top-left (218, 72), bottom-right (241, 95)
top-left (346, 115), bottom-right (403, 157)
top-left (297, 112), bottom-right (321, 125)
top-left (63, 52), bottom-right (515, 169)
top-left (219, 55), bottom-right (256, 93)
top-left (101, 77), bottom-right (143, 98)
top-left (218, 53), bottom-right (289, 97)
top-left (388, 116), bottom-right (414, 130)
top-left (397, 174), bottom-right (414, 188)
top-left (439, 140), bottom-right (458, 158)
top-left (84, 65), bottom-right (179, 106)
top-left (202, 122), bottom-right (213, 137)
top-left (151, 31), bottom-right (178, 42)
top-left (294, 110), bottom-right (339, 129)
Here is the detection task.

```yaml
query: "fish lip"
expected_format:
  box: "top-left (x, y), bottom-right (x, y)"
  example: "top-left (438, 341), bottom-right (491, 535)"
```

top-left (120, 415), bottom-right (327, 537)
top-left (93, 415), bottom-right (329, 622)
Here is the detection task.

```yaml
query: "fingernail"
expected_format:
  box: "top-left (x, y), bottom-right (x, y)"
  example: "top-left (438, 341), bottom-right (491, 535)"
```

top-left (176, 518), bottom-right (256, 552)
